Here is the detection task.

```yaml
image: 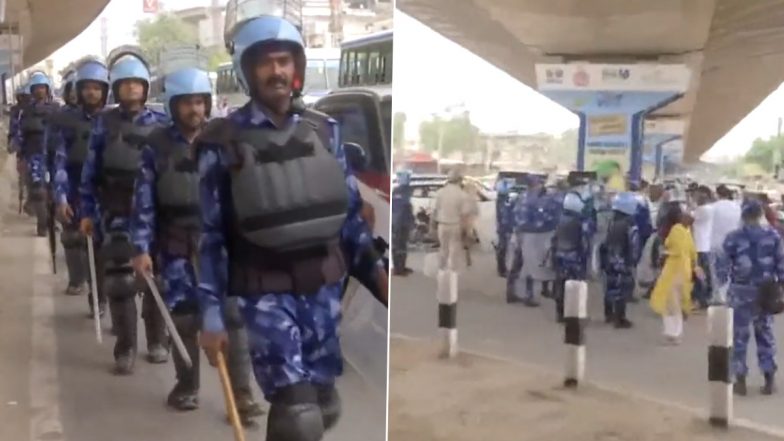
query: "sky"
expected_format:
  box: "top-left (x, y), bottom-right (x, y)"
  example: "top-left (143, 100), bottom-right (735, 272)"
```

top-left (393, 11), bottom-right (784, 161)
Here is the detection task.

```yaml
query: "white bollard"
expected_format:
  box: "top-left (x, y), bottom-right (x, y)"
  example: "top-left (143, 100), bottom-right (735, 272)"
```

top-left (708, 305), bottom-right (733, 428)
top-left (564, 280), bottom-right (587, 388)
top-left (437, 269), bottom-right (458, 359)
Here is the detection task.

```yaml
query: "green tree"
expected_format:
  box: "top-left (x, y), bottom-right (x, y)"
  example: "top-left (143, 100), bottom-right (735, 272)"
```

top-left (134, 14), bottom-right (198, 67)
top-left (418, 111), bottom-right (480, 158)
top-left (205, 46), bottom-right (231, 71)
top-left (745, 135), bottom-right (784, 172)
top-left (393, 112), bottom-right (406, 153)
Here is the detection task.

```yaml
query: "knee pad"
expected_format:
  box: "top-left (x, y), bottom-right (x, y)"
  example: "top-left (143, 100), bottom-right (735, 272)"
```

top-left (61, 228), bottom-right (85, 249)
top-left (316, 384), bottom-right (341, 431)
top-left (267, 383), bottom-right (324, 441)
top-left (101, 232), bottom-right (135, 263)
top-left (223, 296), bottom-right (244, 330)
top-left (103, 269), bottom-right (137, 299)
top-left (171, 312), bottom-right (200, 338)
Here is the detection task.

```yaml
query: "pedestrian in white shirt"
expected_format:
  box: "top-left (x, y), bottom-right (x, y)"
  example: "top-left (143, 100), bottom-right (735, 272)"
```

top-left (710, 185), bottom-right (742, 303)
top-left (691, 185), bottom-right (714, 310)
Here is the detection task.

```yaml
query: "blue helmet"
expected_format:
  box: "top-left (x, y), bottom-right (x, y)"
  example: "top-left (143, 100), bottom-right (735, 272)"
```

top-left (109, 54), bottom-right (151, 103)
top-left (15, 85), bottom-right (27, 96)
top-left (28, 71), bottom-right (51, 95)
top-left (163, 67), bottom-right (213, 119)
top-left (563, 192), bottom-right (585, 213)
top-left (396, 169), bottom-right (412, 186)
top-left (75, 59), bottom-right (109, 106)
top-left (228, 15), bottom-right (305, 96)
top-left (612, 192), bottom-right (639, 216)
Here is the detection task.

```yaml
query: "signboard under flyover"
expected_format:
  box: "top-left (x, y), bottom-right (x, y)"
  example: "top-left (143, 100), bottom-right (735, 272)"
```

top-left (588, 114), bottom-right (627, 137)
top-left (536, 63), bottom-right (691, 92)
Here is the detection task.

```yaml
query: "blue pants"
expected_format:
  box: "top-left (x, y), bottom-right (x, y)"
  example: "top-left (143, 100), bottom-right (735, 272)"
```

top-left (730, 285), bottom-right (777, 377)
top-left (239, 283), bottom-right (343, 400)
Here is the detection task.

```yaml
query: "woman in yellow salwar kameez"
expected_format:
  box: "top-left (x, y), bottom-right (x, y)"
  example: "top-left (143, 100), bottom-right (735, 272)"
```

top-left (650, 203), bottom-right (704, 344)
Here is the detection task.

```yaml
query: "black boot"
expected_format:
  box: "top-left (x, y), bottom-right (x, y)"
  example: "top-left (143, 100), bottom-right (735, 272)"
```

top-left (111, 297), bottom-right (138, 375)
top-left (762, 372), bottom-right (777, 395)
top-left (734, 376), bottom-right (747, 396)
top-left (168, 313), bottom-right (200, 411)
top-left (614, 300), bottom-right (633, 329)
top-left (604, 300), bottom-right (614, 324)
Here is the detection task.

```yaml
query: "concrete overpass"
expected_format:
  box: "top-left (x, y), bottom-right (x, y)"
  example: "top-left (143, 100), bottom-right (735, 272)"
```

top-left (0, 0), bottom-right (110, 77)
top-left (398, 0), bottom-right (784, 165)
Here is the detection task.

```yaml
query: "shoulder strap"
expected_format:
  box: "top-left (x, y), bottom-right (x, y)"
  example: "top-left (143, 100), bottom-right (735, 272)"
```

top-left (300, 108), bottom-right (334, 153)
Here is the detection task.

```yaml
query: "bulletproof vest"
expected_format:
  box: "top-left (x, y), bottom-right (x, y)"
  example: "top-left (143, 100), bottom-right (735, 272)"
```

top-left (147, 128), bottom-right (201, 256)
top-left (19, 104), bottom-right (52, 155)
top-left (201, 108), bottom-right (350, 295)
top-left (606, 215), bottom-right (633, 257)
top-left (555, 215), bottom-right (582, 252)
top-left (49, 110), bottom-right (92, 169)
top-left (98, 109), bottom-right (160, 217)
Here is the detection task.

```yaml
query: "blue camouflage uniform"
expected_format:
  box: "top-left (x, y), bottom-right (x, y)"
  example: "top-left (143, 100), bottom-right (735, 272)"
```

top-left (722, 223), bottom-right (784, 378)
top-left (551, 198), bottom-right (592, 321)
top-left (196, 102), bottom-right (382, 400)
top-left (391, 179), bottom-right (414, 273)
top-left (51, 105), bottom-right (102, 294)
top-left (507, 180), bottom-right (561, 304)
top-left (495, 180), bottom-right (514, 277)
top-left (16, 100), bottom-right (60, 184)
top-left (601, 193), bottom-right (641, 325)
top-left (80, 106), bottom-right (169, 366)
top-left (80, 107), bottom-right (168, 241)
top-left (634, 195), bottom-right (653, 251)
top-left (131, 125), bottom-right (199, 310)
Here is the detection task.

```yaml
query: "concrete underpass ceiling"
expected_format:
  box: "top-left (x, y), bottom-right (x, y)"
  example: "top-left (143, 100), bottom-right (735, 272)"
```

top-left (398, 0), bottom-right (784, 161)
top-left (4, 0), bottom-right (110, 68)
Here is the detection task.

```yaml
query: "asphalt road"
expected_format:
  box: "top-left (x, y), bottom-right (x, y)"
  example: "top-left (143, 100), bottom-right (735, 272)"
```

top-left (391, 249), bottom-right (784, 433)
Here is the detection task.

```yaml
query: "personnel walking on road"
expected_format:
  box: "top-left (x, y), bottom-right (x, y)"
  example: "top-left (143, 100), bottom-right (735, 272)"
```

top-left (391, 169), bottom-right (414, 276)
top-left (195, 10), bottom-right (388, 440)
top-left (129, 65), bottom-right (262, 420)
top-left (432, 168), bottom-right (471, 270)
top-left (79, 47), bottom-right (169, 375)
top-left (51, 57), bottom-right (109, 308)
top-left (551, 192), bottom-right (592, 322)
top-left (722, 199), bottom-right (783, 396)
top-left (508, 174), bottom-right (560, 307)
top-left (16, 72), bottom-right (60, 236)
top-left (494, 178), bottom-right (514, 277)
top-left (600, 192), bottom-right (640, 328)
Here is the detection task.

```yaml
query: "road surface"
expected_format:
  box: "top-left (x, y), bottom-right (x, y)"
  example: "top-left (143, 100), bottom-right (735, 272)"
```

top-left (0, 159), bottom-right (386, 441)
top-left (389, 338), bottom-right (783, 441)
top-left (391, 248), bottom-right (784, 433)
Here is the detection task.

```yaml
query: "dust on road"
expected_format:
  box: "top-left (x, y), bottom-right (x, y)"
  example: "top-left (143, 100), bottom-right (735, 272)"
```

top-left (388, 337), bottom-right (782, 441)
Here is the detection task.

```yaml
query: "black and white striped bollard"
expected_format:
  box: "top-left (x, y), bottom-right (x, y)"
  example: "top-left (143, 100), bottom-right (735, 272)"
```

top-left (564, 280), bottom-right (587, 388)
top-left (708, 304), bottom-right (733, 428)
top-left (437, 269), bottom-right (458, 358)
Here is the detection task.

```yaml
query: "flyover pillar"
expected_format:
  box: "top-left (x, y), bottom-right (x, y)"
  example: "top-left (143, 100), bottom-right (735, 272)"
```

top-left (535, 64), bottom-right (691, 183)
top-left (643, 119), bottom-right (685, 181)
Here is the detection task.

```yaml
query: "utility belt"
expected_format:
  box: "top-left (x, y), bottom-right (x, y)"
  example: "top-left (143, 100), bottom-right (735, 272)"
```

top-left (228, 239), bottom-right (346, 296)
top-left (157, 221), bottom-right (200, 258)
top-left (97, 178), bottom-right (135, 218)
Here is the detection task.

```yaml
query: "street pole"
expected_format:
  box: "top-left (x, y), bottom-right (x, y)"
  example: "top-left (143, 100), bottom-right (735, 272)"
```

top-left (437, 121), bottom-right (444, 174)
